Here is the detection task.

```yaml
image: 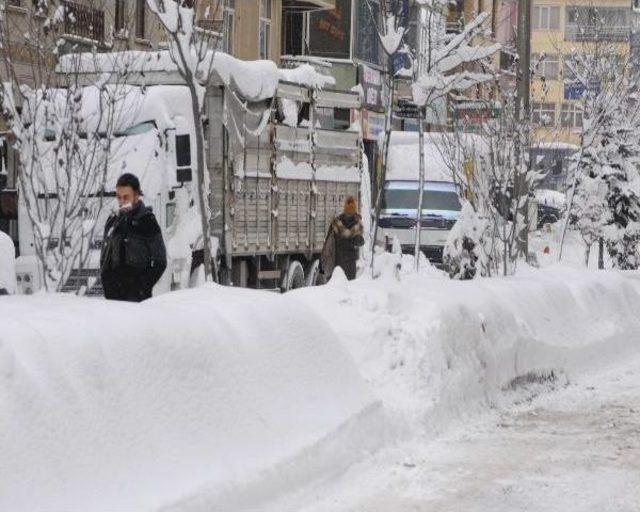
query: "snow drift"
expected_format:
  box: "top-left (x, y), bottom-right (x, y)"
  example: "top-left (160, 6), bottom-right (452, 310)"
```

top-left (0, 286), bottom-right (380, 511)
top-left (295, 262), bottom-right (640, 434)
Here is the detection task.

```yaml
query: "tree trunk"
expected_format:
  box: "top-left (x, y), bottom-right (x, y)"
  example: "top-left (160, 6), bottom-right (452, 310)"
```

top-left (584, 243), bottom-right (591, 268)
top-left (414, 106), bottom-right (425, 271)
top-left (371, 75), bottom-right (395, 273)
top-left (598, 238), bottom-right (604, 269)
top-left (190, 83), bottom-right (216, 283)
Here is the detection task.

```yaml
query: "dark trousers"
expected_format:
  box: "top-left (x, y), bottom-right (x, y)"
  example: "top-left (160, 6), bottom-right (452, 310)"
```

top-left (101, 269), bottom-right (152, 302)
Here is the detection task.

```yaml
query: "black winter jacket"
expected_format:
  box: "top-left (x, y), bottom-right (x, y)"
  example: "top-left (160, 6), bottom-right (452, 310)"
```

top-left (100, 201), bottom-right (167, 302)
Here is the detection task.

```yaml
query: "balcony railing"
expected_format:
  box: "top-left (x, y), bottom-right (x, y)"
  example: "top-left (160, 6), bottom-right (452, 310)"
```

top-left (565, 24), bottom-right (629, 42)
top-left (61, 0), bottom-right (104, 43)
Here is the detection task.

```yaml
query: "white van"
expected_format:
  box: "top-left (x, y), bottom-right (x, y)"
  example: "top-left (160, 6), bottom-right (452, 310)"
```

top-left (377, 131), bottom-right (483, 264)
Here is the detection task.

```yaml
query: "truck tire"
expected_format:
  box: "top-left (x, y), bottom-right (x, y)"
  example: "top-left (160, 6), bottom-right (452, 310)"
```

top-left (305, 259), bottom-right (321, 287)
top-left (282, 260), bottom-right (305, 292)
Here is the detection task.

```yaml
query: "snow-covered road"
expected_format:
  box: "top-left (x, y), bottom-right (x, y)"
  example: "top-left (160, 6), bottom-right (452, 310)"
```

top-left (271, 354), bottom-right (640, 512)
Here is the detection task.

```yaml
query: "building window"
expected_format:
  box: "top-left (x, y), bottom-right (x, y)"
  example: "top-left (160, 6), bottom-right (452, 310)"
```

top-left (532, 5), bottom-right (560, 30)
top-left (115, 0), bottom-right (126, 34)
top-left (560, 103), bottom-right (583, 128)
top-left (224, 0), bottom-right (235, 54)
top-left (61, 0), bottom-right (105, 42)
top-left (565, 6), bottom-right (629, 42)
top-left (532, 53), bottom-right (559, 80)
top-left (259, 0), bottom-right (271, 60)
top-left (563, 56), bottom-right (578, 80)
top-left (532, 102), bottom-right (556, 126)
top-left (135, 0), bottom-right (145, 39)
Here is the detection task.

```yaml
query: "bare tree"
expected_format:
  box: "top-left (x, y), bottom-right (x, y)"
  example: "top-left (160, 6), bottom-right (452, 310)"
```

top-left (434, 51), bottom-right (550, 277)
top-left (145, 0), bottom-right (223, 282)
top-left (410, 0), bottom-right (499, 270)
top-left (1, 0), bottom-right (135, 291)
top-left (364, 0), bottom-right (407, 272)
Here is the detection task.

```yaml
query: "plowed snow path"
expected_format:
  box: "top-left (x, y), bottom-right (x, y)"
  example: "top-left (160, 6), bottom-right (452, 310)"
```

top-left (271, 355), bottom-right (640, 512)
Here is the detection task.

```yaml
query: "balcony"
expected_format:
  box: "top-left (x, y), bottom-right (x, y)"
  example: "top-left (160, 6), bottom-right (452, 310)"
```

top-left (282, 0), bottom-right (335, 12)
top-left (61, 0), bottom-right (104, 43)
top-left (565, 24), bottom-right (630, 42)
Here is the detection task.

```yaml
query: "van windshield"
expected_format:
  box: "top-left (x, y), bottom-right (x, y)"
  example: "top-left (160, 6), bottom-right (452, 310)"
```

top-left (382, 186), bottom-right (461, 212)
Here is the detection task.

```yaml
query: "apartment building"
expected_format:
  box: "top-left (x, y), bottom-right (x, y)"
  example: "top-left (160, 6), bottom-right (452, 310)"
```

top-left (530, 0), bottom-right (633, 145)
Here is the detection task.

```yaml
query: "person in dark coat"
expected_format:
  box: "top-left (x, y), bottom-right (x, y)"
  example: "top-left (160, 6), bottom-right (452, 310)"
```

top-left (100, 173), bottom-right (167, 302)
top-left (320, 195), bottom-right (365, 281)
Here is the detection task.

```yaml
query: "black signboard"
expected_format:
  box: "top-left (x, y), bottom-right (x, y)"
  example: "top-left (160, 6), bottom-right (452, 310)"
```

top-left (308, 0), bottom-right (352, 60)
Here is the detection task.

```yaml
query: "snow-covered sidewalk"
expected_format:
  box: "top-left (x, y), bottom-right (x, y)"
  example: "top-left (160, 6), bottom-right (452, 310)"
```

top-left (2, 264), bottom-right (640, 511)
top-left (269, 348), bottom-right (640, 512)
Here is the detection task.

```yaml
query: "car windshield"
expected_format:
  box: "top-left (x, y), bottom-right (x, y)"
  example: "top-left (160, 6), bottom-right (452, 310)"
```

top-left (382, 186), bottom-right (461, 212)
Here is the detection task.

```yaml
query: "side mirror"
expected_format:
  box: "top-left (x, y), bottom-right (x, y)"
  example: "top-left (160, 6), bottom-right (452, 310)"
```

top-left (177, 168), bottom-right (193, 183)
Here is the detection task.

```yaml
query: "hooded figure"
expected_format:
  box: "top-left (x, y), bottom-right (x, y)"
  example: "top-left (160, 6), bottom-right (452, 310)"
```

top-left (320, 195), bottom-right (365, 281)
top-left (100, 173), bottom-right (167, 302)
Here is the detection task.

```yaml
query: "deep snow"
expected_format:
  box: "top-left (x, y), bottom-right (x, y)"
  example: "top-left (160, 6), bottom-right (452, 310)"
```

top-left (0, 286), bottom-right (380, 511)
top-left (2, 253), bottom-right (640, 511)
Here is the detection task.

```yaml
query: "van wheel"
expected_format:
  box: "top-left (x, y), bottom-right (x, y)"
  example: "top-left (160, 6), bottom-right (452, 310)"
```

top-left (282, 260), bottom-right (305, 292)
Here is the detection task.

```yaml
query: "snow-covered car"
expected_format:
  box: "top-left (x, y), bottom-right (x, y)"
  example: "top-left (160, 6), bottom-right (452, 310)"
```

top-left (535, 189), bottom-right (566, 228)
top-left (0, 230), bottom-right (16, 294)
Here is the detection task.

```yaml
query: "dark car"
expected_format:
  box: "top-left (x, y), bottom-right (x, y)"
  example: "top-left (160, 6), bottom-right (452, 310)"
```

top-left (537, 203), bottom-right (562, 229)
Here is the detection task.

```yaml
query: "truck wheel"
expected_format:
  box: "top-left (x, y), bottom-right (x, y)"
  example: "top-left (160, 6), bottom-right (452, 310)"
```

top-left (305, 259), bottom-right (322, 287)
top-left (282, 260), bottom-right (305, 292)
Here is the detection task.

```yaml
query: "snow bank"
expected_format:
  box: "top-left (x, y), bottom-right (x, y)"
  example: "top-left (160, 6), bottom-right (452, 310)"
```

top-left (294, 266), bottom-right (640, 434)
top-left (0, 230), bottom-right (16, 293)
top-left (0, 286), bottom-right (380, 511)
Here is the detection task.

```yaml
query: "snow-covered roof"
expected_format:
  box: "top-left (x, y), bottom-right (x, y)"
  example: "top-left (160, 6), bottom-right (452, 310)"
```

top-left (386, 131), bottom-right (487, 182)
top-left (535, 188), bottom-right (567, 209)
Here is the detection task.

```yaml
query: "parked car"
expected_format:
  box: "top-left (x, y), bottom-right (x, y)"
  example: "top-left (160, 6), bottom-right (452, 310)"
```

top-left (535, 189), bottom-right (566, 229)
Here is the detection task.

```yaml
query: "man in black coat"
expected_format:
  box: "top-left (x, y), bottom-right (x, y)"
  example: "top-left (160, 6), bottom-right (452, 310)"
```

top-left (100, 173), bottom-right (167, 302)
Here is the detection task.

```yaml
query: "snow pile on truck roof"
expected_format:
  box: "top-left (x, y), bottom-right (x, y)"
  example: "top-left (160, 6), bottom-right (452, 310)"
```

top-left (386, 131), bottom-right (487, 182)
top-left (58, 51), bottom-right (345, 100)
top-left (0, 286), bottom-right (380, 511)
top-left (58, 51), bottom-right (280, 101)
top-left (278, 64), bottom-right (336, 89)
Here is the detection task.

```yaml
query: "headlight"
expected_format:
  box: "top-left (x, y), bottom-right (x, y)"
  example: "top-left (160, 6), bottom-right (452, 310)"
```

top-left (24, 274), bottom-right (31, 283)
top-left (16, 274), bottom-right (22, 283)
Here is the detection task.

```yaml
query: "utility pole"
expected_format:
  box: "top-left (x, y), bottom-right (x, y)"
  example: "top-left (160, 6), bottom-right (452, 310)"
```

top-left (515, 0), bottom-right (531, 259)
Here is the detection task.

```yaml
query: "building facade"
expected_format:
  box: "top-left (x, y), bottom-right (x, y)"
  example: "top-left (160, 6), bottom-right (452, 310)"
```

top-left (530, 0), bottom-right (633, 145)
